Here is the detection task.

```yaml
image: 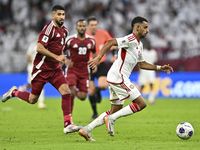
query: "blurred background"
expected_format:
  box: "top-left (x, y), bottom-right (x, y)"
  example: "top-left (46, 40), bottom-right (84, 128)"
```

top-left (0, 0), bottom-right (200, 98)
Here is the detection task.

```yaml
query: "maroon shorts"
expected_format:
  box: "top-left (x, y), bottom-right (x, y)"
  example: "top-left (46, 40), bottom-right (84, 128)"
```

top-left (66, 68), bottom-right (89, 93)
top-left (31, 67), bottom-right (67, 95)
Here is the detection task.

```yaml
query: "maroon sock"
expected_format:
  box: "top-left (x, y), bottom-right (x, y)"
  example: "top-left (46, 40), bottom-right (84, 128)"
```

top-left (71, 96), bottom-right (75, 113)
top-left (62, 94), bottom-right (72, 127)
top-left (17, 91), bottom-right (30, 103)
top-left (12, 89), bottom-right (19, 97)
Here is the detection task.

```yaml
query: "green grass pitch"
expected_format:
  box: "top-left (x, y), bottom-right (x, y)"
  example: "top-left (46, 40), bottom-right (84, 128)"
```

top-left (0, 98), bottom-right (200, 150)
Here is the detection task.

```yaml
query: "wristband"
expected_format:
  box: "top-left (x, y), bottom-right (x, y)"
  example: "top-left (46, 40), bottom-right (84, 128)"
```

top-left (156, 65), bottom-right (161, 70)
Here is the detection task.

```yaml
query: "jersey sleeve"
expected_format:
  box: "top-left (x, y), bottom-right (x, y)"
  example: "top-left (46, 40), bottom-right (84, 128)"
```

top-left (116, 35), bottom-right (129, 49)
top-left (38, 24), bottom-right (53, 47)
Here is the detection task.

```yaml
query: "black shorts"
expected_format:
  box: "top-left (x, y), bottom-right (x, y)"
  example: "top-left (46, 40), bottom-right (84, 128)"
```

top-left (90, 62), bottom-right (108, 81)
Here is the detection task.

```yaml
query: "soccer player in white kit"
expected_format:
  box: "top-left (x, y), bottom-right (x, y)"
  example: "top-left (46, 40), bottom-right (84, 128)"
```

top-left (138, 42), bottom-right (158, 104)
top-left (18, 40), bottom-right (46, 109)
top-left (79, 16), bottom-right (173, 141)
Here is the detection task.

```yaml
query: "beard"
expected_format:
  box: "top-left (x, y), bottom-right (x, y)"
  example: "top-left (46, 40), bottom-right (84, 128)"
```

top-left (78, 30), bottom-right (86, 37)
top-left (55, 20), bottom-right (64, 27)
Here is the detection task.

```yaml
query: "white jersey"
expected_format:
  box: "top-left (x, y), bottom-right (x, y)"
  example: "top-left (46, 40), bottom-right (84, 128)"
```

top-left (26, 41), bottom-right (38, 83)
top-left (107, 33), bottom-right (145, 84)
top-left (138, 48), bottom-right (157, 85)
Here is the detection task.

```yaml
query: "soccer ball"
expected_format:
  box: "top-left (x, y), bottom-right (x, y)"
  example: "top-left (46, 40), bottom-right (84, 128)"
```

top-left (176, 122), bottom-right (194, 139)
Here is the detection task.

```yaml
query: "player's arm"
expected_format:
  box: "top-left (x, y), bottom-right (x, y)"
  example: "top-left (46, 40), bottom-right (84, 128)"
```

top-left (89, 39), bottom-right (118, 69)
top-left (91, 51), bottom-right (98, 73)
top-left (138, 61), bottom-right (174, 74)
top-left (37, 43), bottom-right (66, 64)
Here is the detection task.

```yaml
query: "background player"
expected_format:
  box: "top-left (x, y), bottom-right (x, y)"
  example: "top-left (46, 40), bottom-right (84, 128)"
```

top-left (64, 19), bottom-right (97, 113)
top-left (138, 41), bottom-right (158, 104)
top-left (18, 39), bottom-right (46, 109)
top-left (86, 16), bottom-right (117, 119)
top-left (79, 16), bottom-right (173, 141)
top-left (2, 5), bottom-right (81, 134)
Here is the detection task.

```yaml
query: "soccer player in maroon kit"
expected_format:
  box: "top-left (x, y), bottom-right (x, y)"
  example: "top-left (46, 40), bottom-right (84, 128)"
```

top-left (64, 19), bottom-right (97, 113)
top-left (2, 5), bottom-right (82, 134)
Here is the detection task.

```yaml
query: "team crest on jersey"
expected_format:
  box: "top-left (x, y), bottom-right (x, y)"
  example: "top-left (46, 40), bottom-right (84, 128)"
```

top-left (87, 43), bottom-right (92, 49)
top-left (42, 35), bottom-right (49, 43)
top-left (129, 84), bottom-right (134, 89)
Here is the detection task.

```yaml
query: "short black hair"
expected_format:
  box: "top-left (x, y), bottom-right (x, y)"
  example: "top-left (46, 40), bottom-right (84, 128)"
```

top-left (87, 16), bottom-right (98, 24)
top-left (52, 5), bottom-right (65, 12)
top-left (131, 16), bottom-right (148, 29)
top-left (76, 19), bottom-right (86, 26)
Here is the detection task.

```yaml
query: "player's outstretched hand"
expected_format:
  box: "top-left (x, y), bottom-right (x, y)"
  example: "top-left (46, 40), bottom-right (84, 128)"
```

top-left (88, 56), bottom-right (101, 69)
top-left (161, 64), bottom-right (174, 74)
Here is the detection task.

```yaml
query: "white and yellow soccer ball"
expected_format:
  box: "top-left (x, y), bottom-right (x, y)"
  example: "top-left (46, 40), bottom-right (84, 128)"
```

top-left (176, 122), bottom-right (194, 140)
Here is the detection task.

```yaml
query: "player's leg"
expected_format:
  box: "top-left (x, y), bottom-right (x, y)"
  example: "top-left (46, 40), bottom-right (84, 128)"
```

top-left (148, 83), bottom-right (155, 104)
top-left (37, 89), bottom-right (46, 109)
top-left (77, 91), bottom-right (87, 100)
top-left (69, 85), bottom-right (77, 113)
top-left (15, 67), bottom-right (45, 104)
top-left (77, 77), bottom-right (88, 100)
top-left (65, 69), bottom-right (78, 113)
top-left (104, 82), bottom-right (146, 136)
top-left (88, 77), bottom-right (98, 119)
top-left (2, 80), bottom-right (43, 104)
top-left (79, 85), bottom-right (122, 140)
top-left (96, 76), bottom-right (107, 103)
top-left (96, 62), bottom-right (108, 103)
top-left (78, 110), bottom-right (111, 141)
top-left (51, 71), bottom-right (82, 133)
top-left (2, 87), bottom-right (39, 104)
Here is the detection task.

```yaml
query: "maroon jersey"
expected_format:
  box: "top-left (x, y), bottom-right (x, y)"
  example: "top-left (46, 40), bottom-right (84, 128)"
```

top-left (34, 21), bottom-right (69, 71)
top-left (65, 34), bottom-right (96, 73)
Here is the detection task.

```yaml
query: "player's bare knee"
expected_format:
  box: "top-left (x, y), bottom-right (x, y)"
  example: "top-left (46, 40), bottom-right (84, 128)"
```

top-left (79, 93), bottom-right (87, 101)
top-left (89, 90), bottom-right (95, 96)
top-left (29, 98), bottom-right (38, 104)
top-left (70, 90), bottom-right (76, 97)
top-left (79, 97), bottom-right (86, 101)
top-left (140, 101), bottom-right (147, 110)
top-left (98, 85), bottom-right (107, 90)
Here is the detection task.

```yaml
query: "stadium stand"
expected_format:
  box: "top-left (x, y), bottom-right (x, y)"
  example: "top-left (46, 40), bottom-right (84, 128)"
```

top-left (0, 0), bottom-right (199, 72)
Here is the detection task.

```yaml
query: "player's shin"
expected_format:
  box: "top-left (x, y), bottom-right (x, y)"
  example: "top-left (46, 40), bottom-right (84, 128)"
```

top-left (62, 94), bottom-right (73, 127)
top-left (86, 110), bottom-right (111, 132)
top-left (110, 103), bottom-right (141, 121)
top-left (17, 91), bottom-right (31, 103)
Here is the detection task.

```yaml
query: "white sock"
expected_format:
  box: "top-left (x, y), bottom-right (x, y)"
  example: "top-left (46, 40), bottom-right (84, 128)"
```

top-left (148, 91), bottom-right (155, 103)
top-left (38, 89), bottom-right (45, 105)
top-left (86, 110), bottom-right (111, 132)
top-left (110, 103), bottom-right (141, 121)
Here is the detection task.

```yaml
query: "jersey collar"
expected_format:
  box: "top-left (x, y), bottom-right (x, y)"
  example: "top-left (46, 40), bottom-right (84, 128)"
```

top-left (132, 33), bottom-right (140, 44)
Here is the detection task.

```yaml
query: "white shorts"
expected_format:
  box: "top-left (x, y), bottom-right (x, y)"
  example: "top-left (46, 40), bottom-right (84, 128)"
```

top-left (108, 80), bottom-right (141, 105)
top-left (138, 70), bottom-right (156, 86)
top-left (27, 64), bottom-right (33, 84)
